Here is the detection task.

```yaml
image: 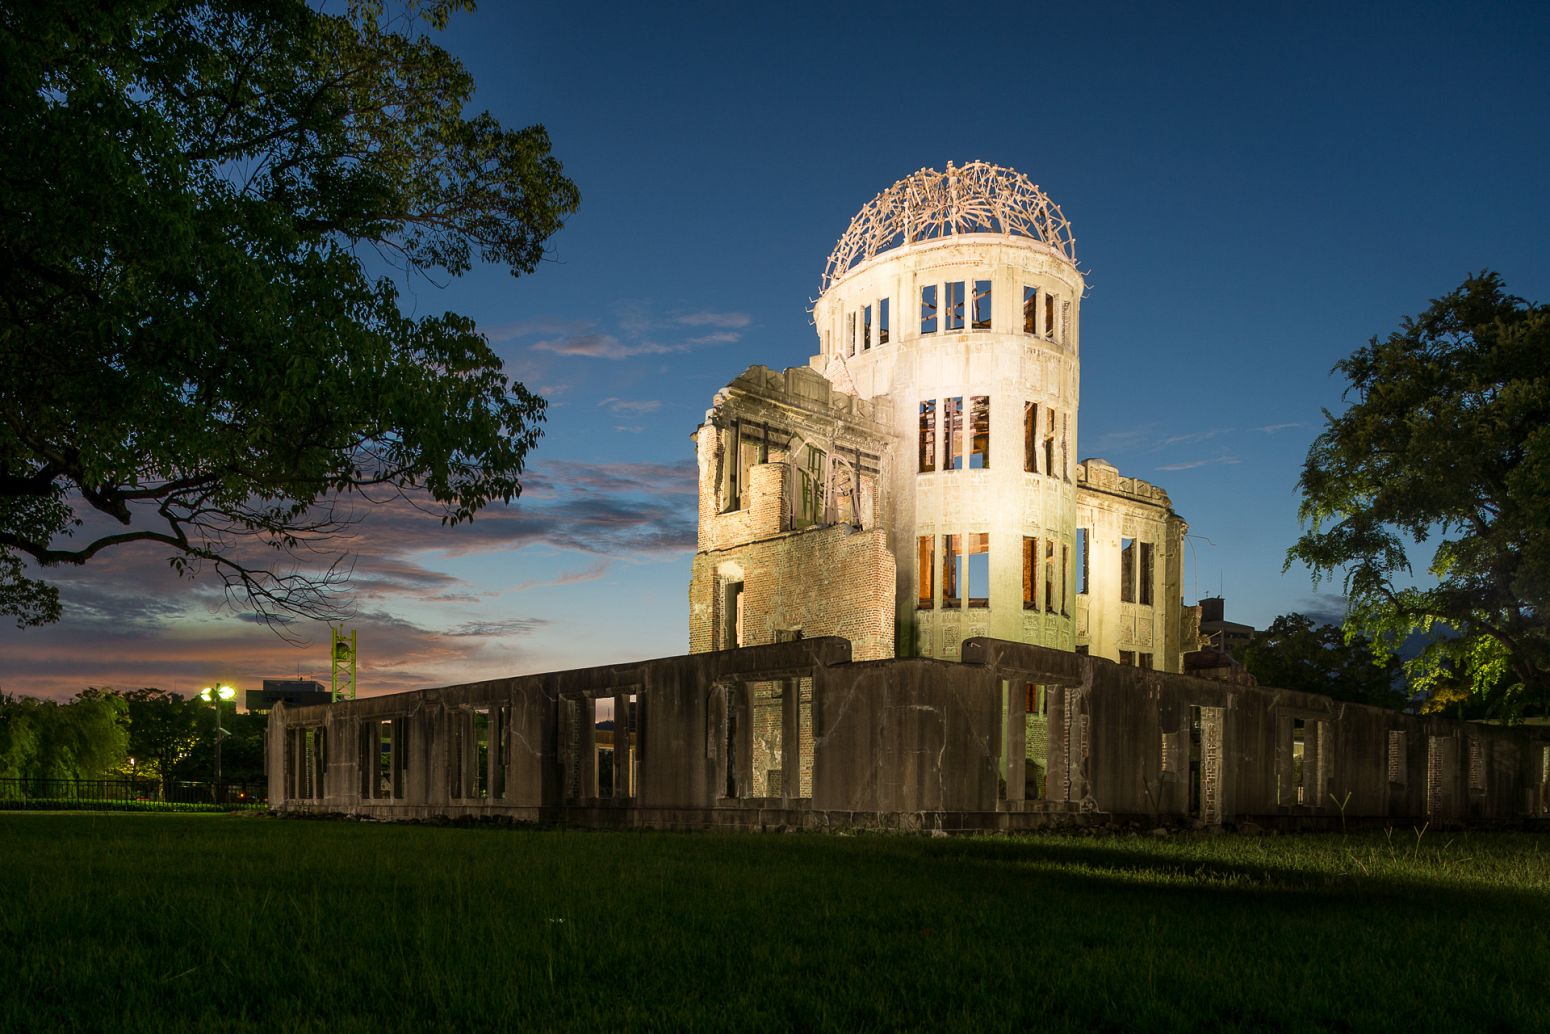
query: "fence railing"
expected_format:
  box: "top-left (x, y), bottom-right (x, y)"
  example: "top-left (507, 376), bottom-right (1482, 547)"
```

top-left (0, 777), bottom-right (266, 810)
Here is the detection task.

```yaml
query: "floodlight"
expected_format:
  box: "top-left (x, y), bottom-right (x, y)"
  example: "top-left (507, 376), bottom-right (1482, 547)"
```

top-left (218, 685), bottom-right (236, 700)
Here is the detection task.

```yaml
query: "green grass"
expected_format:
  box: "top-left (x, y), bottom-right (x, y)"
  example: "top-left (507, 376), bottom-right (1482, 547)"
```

top-left (2, 815), bottom-right (1549, 1032)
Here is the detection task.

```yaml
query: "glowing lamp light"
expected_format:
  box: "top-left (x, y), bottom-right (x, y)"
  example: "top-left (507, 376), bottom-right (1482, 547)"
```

top-left (199, 684), bottom-right (236, 702)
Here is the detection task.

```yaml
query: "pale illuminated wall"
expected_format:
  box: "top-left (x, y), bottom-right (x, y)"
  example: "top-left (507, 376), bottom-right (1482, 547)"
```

top-left (810, 234), bottom-right (1084, 661)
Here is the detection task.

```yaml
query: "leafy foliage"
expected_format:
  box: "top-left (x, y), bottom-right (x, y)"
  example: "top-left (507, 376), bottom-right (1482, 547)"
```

top-left (0, 0), bottom-right (578, 627)
top-left (123, 688), bottom-right (203, 796)
top-left (1239, 614), bottom-right (1406, 709)
top-left (0, 691), bottom-right (129, 780)
top-left (1288, 272), bottom-right (1550, 718)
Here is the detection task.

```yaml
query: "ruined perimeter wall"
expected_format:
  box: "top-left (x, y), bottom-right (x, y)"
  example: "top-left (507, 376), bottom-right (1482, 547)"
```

top-left (270, 638), bottom-right (1550, 830)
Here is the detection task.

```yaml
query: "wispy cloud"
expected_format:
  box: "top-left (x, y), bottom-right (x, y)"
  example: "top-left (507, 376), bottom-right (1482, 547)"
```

top-left (531, 334), bottom-right (680, 360)
top-left (672, 311), bottom-right (751, 329)
top-left (520, 306), bottom-right (752, 362)
top-left (597, 397), bottom-right (662, 415)
top-left (510, 560), bottom-right (610, 593)
top-left (1253, 421), bottom-right (1308, 434)
top-left (1156, 455), bottom-right (1242, 471)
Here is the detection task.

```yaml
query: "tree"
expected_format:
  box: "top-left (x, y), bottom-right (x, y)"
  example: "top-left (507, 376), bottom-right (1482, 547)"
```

top-left (1239, 614), bottom-right (1406, 710)
top-left (123, 688), bottom-right (202, 797)
top-left (0, 1), bottom-right (579, 627)
top-left (0, 690), bottom-right (128, 782)
top-left (1288, 272), bottom-right (1550, 719)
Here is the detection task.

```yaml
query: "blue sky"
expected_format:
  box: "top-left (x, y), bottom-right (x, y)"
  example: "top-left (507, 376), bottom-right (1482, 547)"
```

top-left (5, 1), bottom-right (1548, 699)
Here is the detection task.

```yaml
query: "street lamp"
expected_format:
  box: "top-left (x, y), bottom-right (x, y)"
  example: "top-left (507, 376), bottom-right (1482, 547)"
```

top-left (199, 684), bottom-right (236, 803)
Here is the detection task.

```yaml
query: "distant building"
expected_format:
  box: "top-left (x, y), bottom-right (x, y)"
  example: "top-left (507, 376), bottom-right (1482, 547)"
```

top-left (1197, 596), bottom-right (1256, 656)
top-left (246, 678), bottom-right (331, 713)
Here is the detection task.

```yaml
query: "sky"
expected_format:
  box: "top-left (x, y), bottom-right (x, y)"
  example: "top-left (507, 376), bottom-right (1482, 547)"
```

top-left (5, 1), bottom-right (1549, 701)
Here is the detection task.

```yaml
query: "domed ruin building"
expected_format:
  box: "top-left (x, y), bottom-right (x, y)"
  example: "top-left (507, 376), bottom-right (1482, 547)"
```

top-left (690, 162), bottom-right (1202, 669)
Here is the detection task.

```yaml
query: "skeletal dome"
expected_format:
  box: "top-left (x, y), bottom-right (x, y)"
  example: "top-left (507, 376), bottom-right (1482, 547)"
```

top-left (822, 161), bottom-right (1077, 292)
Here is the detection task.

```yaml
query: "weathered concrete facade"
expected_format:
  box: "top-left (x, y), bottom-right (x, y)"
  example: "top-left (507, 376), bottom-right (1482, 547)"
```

top-left (269, 637), bottom-right (1550, 829)
top-left (690, 162), bottom-right (1199, 673)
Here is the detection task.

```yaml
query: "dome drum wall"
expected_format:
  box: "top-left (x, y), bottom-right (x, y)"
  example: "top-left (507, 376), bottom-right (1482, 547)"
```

top-left (812, 231), bottom-right (1085, 660)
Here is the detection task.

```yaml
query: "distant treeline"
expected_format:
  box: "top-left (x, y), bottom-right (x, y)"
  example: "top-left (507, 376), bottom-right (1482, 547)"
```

top-left (0, 688), bottom-right (265, 793)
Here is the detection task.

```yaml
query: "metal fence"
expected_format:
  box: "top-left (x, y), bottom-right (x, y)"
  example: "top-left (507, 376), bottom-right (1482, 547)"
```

top-left (0, 777), bottom-right (266, 810)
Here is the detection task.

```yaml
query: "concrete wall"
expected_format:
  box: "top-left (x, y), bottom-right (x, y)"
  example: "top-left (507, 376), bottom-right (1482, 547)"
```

top-left (271, 637), bottom-right (1550, 831)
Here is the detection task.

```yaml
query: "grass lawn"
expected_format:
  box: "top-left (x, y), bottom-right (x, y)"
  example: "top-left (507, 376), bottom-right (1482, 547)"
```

top-left (2, 814), bottom-right (1548, 1032)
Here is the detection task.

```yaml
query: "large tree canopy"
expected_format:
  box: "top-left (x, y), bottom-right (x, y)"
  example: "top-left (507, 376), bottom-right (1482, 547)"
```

top-left (0, 0), bottom-right (578, 627)
top-left (1239, 614), bottom-right (1406, 711)
top-left (1288, 272), bottom-right (1550, 718)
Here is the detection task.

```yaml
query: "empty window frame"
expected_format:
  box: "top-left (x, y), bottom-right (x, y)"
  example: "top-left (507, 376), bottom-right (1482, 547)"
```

top-left (943, 534), bottom-right (962, 609)
top-left (878, 298), bottom-right (890, 344)
top-left (946, 281), bottom-right (966, 331)
top-left (1387, 730), bottom-right (1407, 786)
top-left (1121, 537), bottom-right (1136, 603)
top-left (972, 280), bottom-right (992, 330)
top-left (1076, 528), bottom-right (1089, 595)
top-left (968, 396), bottom-right (989, 469)
top-left (1045, 291), bottom-right (1056, 337)
top-left (967, 533), bottom-right (989, 608)
top-left (1022, 536), bottom-right (1037, 610)
top-left (944, 396), bottom-right (964, 470)
top-left (1043, 408), bottom-right (1056, 476)
top-left (862, 304), bottom-right (872, 351)
top-left (1023, 401), bottom-right (1038, 473)
top-left (1138, 653), bottom-right (1154, 670)
top-left (1139, 542), bottom-right (1155, 606)
top-left (472, 708), bottom-right (490, 799)
top-left (720, 421), bottom-right (768, 513)
top-left (593, 697), bottom-right (616, 799)
top-left (362, 718), bottom-right (405, 800)
top-left (1119, 650), bottom-right (1135, 666)
top-left (917, 536), bottom-right (934, 609)
top-left (290, 726), bottom-right (325, 800)
top-left (918, 400), bottom-right (937, 472)
top-left (1044, 540), bottom-right (1056, 614)
top-left (1061, 543), bottom-right (1070, 615)
top-left (920, 285), bottom-right (938, 334)
top-left (1023, 285), bottom-right (1037, 334)
top-left (798, 445), bottom-right (826, 526)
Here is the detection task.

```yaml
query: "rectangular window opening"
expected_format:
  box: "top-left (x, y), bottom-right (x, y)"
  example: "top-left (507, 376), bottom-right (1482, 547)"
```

top-left (1387, 730), bottom-right (1407, 786)
top-left (967, 533), bottom-right (989, 608)
top-left (878, 297), bottom-right (890, 344)
top-left (750, 681), bottom-right (783, 797)
top-left (593, 697), bottom-right (615, 799)
top-left (1061, 543), bottom-right (1070, 615)
top-left (1139, 653), bottom-right (1154, 670)
top-left (945, 396), bottom-right (964, 471)
top-left (1023, 401), bottom-right (1037, 474)
top-left (1139, 542), bottom-right (1155, 606)
top-left (969, 396), bottom-right (989, 469)
top-left (1023, 285), bottom-right (1037, 334)
top-left (918, 400), bottom-right (937, 473)
top-left (1043, 408), bottom-right (1056, 477)
top-left (917, 536), bottom-right (935, 609)
top-left (972, 280), bottom-right (992, 330)
top-left (1045, 292), bottom-right (1055, 337)
top-left (1121, 537), bottom-right (1136, 604)
top-left (943, 534), bottom-right (962, 609)
top-left (920, 285), bottom-right (938, 334)
top-left (472, 708), bottom-right (490, 800)
top-left (862, 304), bottom-right (872, 351)
top-left (1044, 539), bottom-right (1056, 614)
top-left (946, 281), bottom-right (965, 331)
top-left (1119, 650), bottom-right (1135, 666)
top-left (799, 445), bottom-right (826, 526)
top-left (1022, 536), bottom-right (1036, 610)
